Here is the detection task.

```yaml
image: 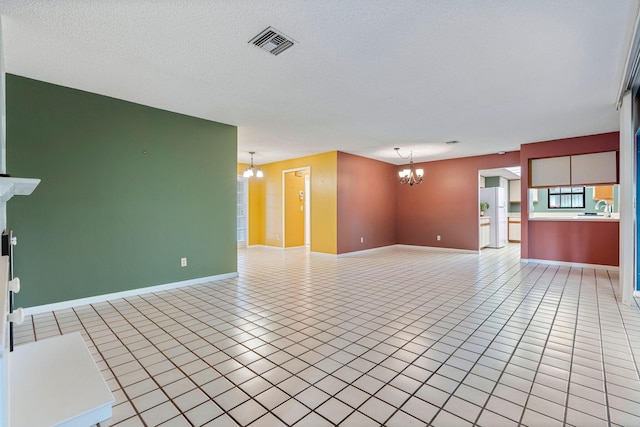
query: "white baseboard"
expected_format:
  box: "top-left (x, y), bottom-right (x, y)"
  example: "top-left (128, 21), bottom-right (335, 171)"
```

top-left (523, 258), bottom-right (619, 271)
top-left (337, 245), bottom-right (396, 257)
top-left (310, 251), bottom-right (338, 257)
top-left (394, 244), bottom-right (478, 254)
top-left (23, 272), bottom-right (239, 316)
top-left (331, 244), bottom-right (478, 257)
top-left (246, 244), bottom-right (283, 250)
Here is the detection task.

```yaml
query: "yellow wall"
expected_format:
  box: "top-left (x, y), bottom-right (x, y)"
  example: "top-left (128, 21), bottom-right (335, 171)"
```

top-left (284, 171), bottom-right (306, 247)
top-left (240, 152), bottom-right (337, 254)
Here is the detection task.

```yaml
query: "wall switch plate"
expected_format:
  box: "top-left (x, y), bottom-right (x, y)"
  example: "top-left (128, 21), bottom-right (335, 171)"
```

top-left (180, 257), bottom-right (187, 267)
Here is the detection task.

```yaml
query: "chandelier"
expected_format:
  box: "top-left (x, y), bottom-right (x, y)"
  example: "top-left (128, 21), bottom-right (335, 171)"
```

top-left (395, 148), bottom-right (423, 186)
top-left (243, 152), bottom-right (264, 178)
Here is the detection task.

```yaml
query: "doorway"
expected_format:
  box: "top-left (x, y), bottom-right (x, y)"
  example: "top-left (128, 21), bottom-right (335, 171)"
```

top-left (478, 167), bottom-right (521, 251)
top-left (282, 167), bottom-right (311, 249)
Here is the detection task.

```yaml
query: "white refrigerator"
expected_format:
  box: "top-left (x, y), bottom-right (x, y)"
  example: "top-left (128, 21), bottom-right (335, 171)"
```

top-left (480, 187), bottom-right (507, 248)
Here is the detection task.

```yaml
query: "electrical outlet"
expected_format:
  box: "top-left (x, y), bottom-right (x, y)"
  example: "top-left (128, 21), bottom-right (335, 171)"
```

top-left (276, 234), bottom-right (280, 240)
top-left (437, 235), bottom-right (441, 241)
top-left (360, 237), bottom-right (364, 243)
top-left (181, 257), bottom-right (187, 267)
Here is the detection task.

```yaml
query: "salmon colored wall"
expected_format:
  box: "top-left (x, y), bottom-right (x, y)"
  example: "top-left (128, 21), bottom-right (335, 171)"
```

top-left (337, 152), bottom-right (397, 254)
top-left (520, 132), bottom-right (620, 265)
top-left (284, 171), bottom-right (306, 247)
top-left (528, 221), bottom-right (619, 266)
top-left (396, 151), bottom-right (520, 250)
top-left (258, 152), bottom-right (337, 254)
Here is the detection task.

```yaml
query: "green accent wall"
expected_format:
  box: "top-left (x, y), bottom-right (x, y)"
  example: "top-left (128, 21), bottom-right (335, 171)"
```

top-left (484, 176), bottom-right (500, 187)
top-left (6, 75), bottom-right (237, 307)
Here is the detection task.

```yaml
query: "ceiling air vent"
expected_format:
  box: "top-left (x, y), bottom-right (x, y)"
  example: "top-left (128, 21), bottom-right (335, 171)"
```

top-left (249, 26), bottom-right (295, 56)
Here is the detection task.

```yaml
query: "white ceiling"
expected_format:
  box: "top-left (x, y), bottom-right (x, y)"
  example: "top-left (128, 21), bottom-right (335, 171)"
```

top-left (1, 1), bottom-right (638, 166)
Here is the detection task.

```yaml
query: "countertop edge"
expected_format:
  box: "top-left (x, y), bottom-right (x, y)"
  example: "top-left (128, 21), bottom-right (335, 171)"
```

top-left (528, 217), bottom-right (619, 223)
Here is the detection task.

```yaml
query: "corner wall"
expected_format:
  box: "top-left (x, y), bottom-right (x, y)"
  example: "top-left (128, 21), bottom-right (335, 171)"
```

top-left (255, 152), bottom-right (337, 254)
top-left (337, 152), bottom-right (397, 254)
top-left (396, 151), bottom-right (520, 250)
top-left (7, 75), bottom-right (238, 307)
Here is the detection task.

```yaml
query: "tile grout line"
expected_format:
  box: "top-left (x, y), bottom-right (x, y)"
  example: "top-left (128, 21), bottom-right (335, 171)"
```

top-left (378, 259), bottom-right (552, 424)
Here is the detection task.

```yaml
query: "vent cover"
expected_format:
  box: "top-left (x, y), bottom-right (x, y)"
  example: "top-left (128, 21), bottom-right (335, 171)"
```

top-left (249, 26), bottom-right (295, 56)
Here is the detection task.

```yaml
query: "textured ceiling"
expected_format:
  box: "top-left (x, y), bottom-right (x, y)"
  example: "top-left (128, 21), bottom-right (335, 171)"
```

top-left (1, 1), bottom-right (638, 165)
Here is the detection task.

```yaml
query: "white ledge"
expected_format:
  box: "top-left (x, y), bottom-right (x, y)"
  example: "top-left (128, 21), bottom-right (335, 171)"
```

top-left (0, 177), bottom-right (41, 202)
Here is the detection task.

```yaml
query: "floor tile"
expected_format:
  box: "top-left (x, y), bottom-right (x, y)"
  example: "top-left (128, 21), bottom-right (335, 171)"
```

top-left (14, 246), bottom-right (640, 427)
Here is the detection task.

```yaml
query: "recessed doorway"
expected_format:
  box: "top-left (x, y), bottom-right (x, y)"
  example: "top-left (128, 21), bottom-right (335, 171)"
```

top-left (282, 167), bottom-right (311, 249)
top-left (478, 167), bottom-right (521, 251)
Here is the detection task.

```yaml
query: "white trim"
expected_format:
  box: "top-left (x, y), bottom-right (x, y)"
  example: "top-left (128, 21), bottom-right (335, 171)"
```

top-left (246, 244), bottom-right (283, 250)
top-left (23, 272), bottom-right (238, 316)
top-left (394, 244), bottom-right (478, 254)
top-left (284, 245), bottom-right (307, 251)
top-left (314, 244), bottom-right (479, 257)
top-left (634, 290), bottom-right (640, 298)
top-left (616, 6), bottom-right (640, 106)
top-left (309, 251), bottom-right (338, 257)
top-left (337, 246), bottom-right (396, 257)
top-left (619, 91), bottom-right (636, 305)
top-left (281, 166), bottom-right (311, 250)
top-left (522, 258), bottom-right (619, 271)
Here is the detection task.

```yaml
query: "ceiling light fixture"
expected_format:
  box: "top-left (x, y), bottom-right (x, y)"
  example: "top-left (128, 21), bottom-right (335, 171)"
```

top-left (395, 148), bottom-right (423, 186)
top-left (243, 152), bottom-right (264, 178)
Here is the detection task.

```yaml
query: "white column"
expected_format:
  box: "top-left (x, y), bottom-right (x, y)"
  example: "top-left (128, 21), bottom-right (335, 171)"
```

top-left (619, 90), bottom-right (635, 305)
top-left (0, 16), bottom-right (8, 427)
top-left (0, 15), bottom-right (6, 232)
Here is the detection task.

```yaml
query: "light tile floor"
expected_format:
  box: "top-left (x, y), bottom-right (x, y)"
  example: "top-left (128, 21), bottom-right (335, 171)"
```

top-left (13, 244), bottom-right (640, 426)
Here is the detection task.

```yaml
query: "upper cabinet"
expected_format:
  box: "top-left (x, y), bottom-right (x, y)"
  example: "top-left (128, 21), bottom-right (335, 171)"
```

top-left (530, 151), bottom-right (617, 188)
top-left (509, 179), bottom-right (521, 203)
top-left (530, 157), bottom-right (571, 187)
top-left (570, 152), bottom-right (617, 185)
top-left (593, 185), bottom-right (614, 202)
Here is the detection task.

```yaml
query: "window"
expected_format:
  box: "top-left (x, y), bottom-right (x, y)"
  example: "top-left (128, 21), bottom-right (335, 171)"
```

top-left (548, 187), bottom-right (585, 209)
top-left (237, 177), bottom-right (248, 247)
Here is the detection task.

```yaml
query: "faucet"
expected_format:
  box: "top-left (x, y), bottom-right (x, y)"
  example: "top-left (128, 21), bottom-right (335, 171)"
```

top-left (595, 199), bottom-right (612, 217)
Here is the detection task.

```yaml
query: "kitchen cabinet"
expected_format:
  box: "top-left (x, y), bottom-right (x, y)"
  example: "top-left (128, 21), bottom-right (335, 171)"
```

top-left (530, 157), bottom-right (571, 187)
top-left (509, 179), bottom-right (521, 202)
top-left (571, 152), bottom-right (617, 185)
top-left (508, 218), bottom-right (521, 242)
top-left (480, 217), bottom-right (491, 248)
top-left (593, 185), bottom-right (613, 202)
top-left (530, 151), bottom-right (617, 188)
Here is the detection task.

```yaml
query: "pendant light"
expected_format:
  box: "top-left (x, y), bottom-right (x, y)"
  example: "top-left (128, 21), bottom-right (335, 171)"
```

top-left (243, 152), bottom-right (264, 178)
top-left (395, 148), bottom-right (423, 186)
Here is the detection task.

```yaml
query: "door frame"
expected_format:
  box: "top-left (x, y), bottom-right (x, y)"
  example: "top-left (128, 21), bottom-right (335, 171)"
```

top-left (282, 167), bottom-right (311, 249)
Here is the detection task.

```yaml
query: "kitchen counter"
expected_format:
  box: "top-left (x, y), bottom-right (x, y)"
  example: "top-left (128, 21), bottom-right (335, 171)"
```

top-left (529, 212), bottom-right (619, 222)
